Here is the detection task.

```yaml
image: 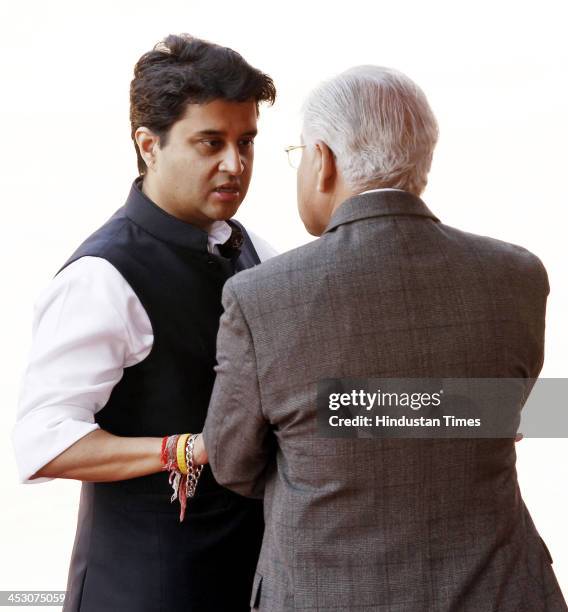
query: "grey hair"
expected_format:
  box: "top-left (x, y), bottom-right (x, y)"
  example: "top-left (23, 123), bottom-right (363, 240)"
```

top-left (301, 65), bottom-right (438, 195)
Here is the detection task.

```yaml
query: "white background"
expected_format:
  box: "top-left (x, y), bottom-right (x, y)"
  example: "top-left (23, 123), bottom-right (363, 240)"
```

top-left (1, 0), bottom-right (567, 604)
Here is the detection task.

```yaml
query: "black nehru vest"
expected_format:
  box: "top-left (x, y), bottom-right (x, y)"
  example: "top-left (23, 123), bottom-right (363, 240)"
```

top-left (61, 179), bottom-right (264, 612)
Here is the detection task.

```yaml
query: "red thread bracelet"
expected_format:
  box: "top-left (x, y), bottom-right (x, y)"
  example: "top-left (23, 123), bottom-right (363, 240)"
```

top-left (160, 435), bottom-right (169, 469)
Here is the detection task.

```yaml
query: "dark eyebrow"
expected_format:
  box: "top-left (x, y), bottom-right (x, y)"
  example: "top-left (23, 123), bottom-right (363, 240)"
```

top-left (193, 129), bottom-right (258, 137)
top-left (194, 130), bottom-right (225, 137)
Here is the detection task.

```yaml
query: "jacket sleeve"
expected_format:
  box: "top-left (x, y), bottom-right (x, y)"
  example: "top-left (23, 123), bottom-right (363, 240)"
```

top-left (202, 279), bottom-right (273, 499)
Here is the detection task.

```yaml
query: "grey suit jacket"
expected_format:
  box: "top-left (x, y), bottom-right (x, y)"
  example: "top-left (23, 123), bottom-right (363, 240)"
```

top-left (203, 190), bottom-right (566, 612)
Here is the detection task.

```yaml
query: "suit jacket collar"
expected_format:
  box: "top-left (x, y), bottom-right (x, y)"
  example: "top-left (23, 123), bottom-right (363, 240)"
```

top-left (324, 189), bottom-right (440, 234)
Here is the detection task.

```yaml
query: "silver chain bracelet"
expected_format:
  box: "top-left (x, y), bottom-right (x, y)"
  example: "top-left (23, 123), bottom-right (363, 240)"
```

top-left (185, 433), bottom-right (204, 499)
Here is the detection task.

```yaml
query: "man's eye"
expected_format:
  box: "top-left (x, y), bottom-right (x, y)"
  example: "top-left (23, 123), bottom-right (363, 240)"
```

top-left (203, 140), bottom-right (222, 148)
top-left (239, 139), bottom-right (255, 147)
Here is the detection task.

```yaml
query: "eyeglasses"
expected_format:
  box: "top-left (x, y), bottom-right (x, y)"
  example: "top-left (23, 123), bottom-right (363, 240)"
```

top-left (284, 144), bottom-right (306, 169)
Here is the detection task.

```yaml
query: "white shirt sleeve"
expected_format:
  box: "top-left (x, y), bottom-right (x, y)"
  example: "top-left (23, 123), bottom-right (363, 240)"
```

top-left (12, 256), bottom-right (153, 484)
top-left (247, 230), bottom-right (279, 261)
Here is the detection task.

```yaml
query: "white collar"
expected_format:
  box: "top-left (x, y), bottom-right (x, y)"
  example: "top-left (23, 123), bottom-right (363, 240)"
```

top-left (358, 188), bottom-right (406, 196)
top-left (207, 220), bottom-right (233, 252)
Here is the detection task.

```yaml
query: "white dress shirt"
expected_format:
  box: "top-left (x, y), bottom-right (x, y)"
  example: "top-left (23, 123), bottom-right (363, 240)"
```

top-left (13, 222), bottom-right (277, 483)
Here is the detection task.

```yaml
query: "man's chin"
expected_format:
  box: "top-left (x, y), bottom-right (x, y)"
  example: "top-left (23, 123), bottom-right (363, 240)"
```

top-left (206, 199), bottom-right (244, 221)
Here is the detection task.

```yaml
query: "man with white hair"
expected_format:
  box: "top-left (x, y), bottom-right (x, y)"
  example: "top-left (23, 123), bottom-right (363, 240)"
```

top-left (199, 66), bottom-right (567, 610)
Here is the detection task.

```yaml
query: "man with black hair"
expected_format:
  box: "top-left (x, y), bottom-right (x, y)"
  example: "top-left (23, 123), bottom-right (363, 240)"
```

top-left (13, 34), bottom-right (276, 611)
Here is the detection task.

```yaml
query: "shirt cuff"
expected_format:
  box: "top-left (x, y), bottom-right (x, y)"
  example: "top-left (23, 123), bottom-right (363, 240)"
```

top-left (12, 406), bottom-right (101, 484)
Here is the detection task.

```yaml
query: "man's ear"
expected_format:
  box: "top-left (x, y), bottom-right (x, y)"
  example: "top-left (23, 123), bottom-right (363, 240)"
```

top-left (314, 141), bottom-right (336, 193)
top-left (134, 127), bottom-right (160, 169)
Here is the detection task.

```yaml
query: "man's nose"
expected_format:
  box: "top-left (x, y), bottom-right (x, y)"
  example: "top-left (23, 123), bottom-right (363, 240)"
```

top-left (219, 145), bottom-right (244, 175)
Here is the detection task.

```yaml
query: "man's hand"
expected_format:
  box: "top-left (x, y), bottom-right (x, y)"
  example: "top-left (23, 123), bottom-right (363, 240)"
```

top-left (193, 433), bottom-right (209, 466)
